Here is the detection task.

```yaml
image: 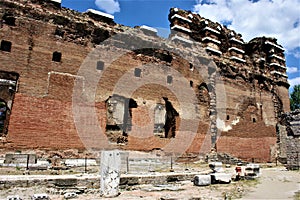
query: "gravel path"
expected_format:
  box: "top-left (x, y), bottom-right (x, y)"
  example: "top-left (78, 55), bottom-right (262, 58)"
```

top-left (242, 167), bottom-right (300, 200)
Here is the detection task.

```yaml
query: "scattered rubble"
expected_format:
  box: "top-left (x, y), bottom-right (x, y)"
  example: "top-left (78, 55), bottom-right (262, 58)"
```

top-left (6, 195), bottom-right (22, 200)
top-left (31, 193), bottom-right (50, 200)
top-left (63, 192), bottom-right (78, 199)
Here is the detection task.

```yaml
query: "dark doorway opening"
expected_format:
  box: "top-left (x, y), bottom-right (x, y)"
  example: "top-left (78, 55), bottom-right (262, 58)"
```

top-left (163, 97), bottom-right (179, 138)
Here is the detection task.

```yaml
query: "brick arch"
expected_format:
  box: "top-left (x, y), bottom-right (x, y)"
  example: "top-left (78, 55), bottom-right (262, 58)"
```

top-left (198, 83), bottom-right (210, 103)
top-left (131, 84), bottom-right (181, 139)
top-left (236, 97), bottom-right (260, 122)
top-left (197, 82), bottom-right (210, 121)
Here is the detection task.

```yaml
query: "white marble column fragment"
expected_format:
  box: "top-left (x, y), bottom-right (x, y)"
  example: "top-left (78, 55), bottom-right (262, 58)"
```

top-left (100, 150), bottom-right (121, 197)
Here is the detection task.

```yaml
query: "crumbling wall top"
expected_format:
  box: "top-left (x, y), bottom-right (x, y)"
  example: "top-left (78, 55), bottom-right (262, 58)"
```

top-left (280, 109), bottom-right (300, 137)
top-left (168, 7), bottom-right (289, 89)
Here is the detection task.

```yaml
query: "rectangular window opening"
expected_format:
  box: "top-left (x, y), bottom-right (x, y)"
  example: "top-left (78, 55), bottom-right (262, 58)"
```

top-left (52, 51), bottom-right (62, 62)
top-left (97, 61), bottom-right (104, 70)
top-left (167, 75), bottom-right (173, 84)
top-left (134, 68), bottom-right (141, 77)
top-left (2, 14), bottom-right (16, 26)
top-left (1, 40), bottom-right (12, 52)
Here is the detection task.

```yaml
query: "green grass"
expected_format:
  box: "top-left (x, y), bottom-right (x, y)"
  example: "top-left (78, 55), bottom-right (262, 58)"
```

top-left (294, 190), bottom-right (300, 200)
top-left (221, 179), bottom-right (260, 199)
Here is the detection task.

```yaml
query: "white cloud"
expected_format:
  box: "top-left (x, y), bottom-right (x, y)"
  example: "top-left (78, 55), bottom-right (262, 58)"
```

top-left (285, 48), bottom-right (300, 59)
top-left (288, 77), bottom-right (300, 89)
top-left (95, 0), bottom-right (120, 14)
top-left (287, 67), bottom-right (298, 74)
top-left (193, 0), bottom-right (300, 51)
top-left (293, 51), bottom-right (300, 59)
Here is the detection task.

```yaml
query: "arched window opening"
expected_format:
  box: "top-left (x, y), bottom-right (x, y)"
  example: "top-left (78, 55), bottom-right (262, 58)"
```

top-left (190, 80), bottom-right (193, 88)
top-left (198, 83), bottom-right (210, 105)
top-left (197, 83), bottom-right (211, 120)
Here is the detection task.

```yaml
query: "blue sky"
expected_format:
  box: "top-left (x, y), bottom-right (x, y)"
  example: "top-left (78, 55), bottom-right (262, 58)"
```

top-left (62, 0), bottom-right (300, 93)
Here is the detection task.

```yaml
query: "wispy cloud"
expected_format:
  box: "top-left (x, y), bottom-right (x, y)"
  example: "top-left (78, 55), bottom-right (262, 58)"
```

top-left (287, 67), bottom-right (298, 74)
top-left (288, 77), bottom-right (300, 89)
top-left (95, 0), bottom-right (120, 14)
top-left (193, 0), bottom-right (300, 51)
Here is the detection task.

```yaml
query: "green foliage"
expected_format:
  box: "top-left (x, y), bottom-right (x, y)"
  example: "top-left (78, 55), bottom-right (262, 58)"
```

top-left (293, 190), bottom-right (300, 200)
top-left (0, 102), bottom-right (6, 107)
top-left (290, 84), bottom-right (300, 111)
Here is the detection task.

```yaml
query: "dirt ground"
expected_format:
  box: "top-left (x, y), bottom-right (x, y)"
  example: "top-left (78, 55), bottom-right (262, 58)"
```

top-left (243, 167), bottom-right (300, 200)
top-left (1, 179), bottom-right (254, 200)
top-left (1, 166), bottom-right (299, 200)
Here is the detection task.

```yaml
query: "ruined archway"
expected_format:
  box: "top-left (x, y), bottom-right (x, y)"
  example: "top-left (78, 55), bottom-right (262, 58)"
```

top-left (197, 83), bottom-right (210, 121)
top-left (105, 95), bottom-right (138, 144)
top-left (237, 97), bottom-right (259, 122)
top-left (163, 97), bottom-right (179, 138)
top-left (0, 71), bottom-right (19, 136)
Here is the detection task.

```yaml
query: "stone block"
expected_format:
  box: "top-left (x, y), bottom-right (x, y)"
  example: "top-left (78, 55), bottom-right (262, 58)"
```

top-left (211, 173), bottom-right (232, 183)
top-left (193, 175), bottom-right (211, 186)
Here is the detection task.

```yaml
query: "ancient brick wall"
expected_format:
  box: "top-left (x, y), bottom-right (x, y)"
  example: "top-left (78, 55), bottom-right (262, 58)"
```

top-left (0, 1), bottom-right (291, 162)
top-left (6, 93), bottom-right (84, 149)
top-left (216, 136), bottom-right (277, 162)
top-left (0, 0), bottom-right (110, 150)
top-left (6, 93), bottom-right (107, 149)
top-left (167, 8), bottom-right (290, 162)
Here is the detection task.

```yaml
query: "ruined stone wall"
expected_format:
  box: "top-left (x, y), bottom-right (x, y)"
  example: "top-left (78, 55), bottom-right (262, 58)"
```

top-left (168, 8), bottom-right (290, 162)
top-left (278, 110), bottom-right (300, 169)
top-left (0, 1), bottom-right (291, 162)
